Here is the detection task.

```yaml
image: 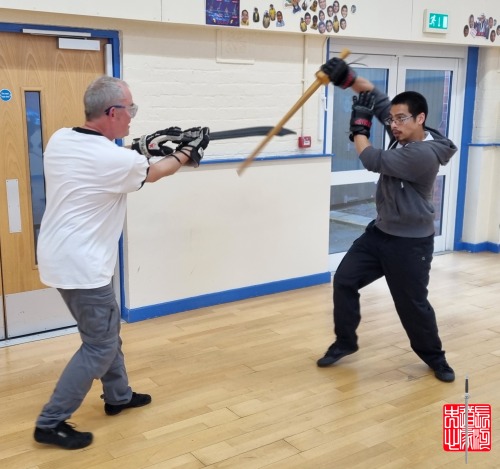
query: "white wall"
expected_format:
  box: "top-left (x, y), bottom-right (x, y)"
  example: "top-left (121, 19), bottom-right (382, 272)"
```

top-left (0, 0), bottom-right (163, 22)
top-left (0, 0), bottom-right (498, 313)
top-left (122, 22), bottom-right (325, 161)
top-left (125, 159), bottom-right (330, 308)
top-left (463, 47), bottom-right (500, 246)
top-left (2, 0), bottom-right (500, 47)
top-left (120, 21), bottom-right (331, 309)
top-left (0, 8), bottom-right (332, 311)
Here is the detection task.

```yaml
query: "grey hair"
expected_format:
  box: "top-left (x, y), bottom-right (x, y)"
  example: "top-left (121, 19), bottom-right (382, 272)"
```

top-left (84, 76), bottom-right (129, 120)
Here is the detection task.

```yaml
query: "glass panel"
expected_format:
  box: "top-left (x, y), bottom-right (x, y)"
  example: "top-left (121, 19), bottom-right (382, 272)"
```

top-left (329, 182), bottom-right (377, 254)
top-left (25, 91), bottom-right (46, 260)
top-left (405, 70), bottom-right (452, 136)
top-left (433, 175), bottom-right (445, 236)
top-left (405, 71), bottom-right (451, 233)
top-left (328, 179), bottom-right (442, 251)
top-left (331, 68), bottom-right (388, 172)
top-left (329, 67), bottom-right (387, 255)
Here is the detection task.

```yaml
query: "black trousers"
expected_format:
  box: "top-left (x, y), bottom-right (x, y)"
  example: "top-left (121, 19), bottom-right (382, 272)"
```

top-left (333, 221), bottom-right (446, 368)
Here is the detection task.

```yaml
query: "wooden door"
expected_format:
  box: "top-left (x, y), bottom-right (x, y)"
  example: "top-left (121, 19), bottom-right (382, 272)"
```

top-left (0, 32), bottom-right (106, 338)
top-left (0, 250), bottom-right (4, 339)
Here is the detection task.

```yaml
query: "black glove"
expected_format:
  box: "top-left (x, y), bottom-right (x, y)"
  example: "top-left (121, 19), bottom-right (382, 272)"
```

top-left (175, 127), bottom-right (210, 167)
top-left (131, 127), bottom-right (183, 157)
top-left (349, 92), bottom-right (375, 142)
top-left (320, 58), bottom-right (357, 89)
top-left (176, 127), bottom-right (205, 144)
top-left (131, 127), bottom-right (210, 158)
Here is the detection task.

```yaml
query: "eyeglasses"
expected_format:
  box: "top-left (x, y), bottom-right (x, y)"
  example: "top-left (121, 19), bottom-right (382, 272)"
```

top-left (383, 115), bottom-right (414, 126)
top-left (104, 103), bottom-right (138, 118)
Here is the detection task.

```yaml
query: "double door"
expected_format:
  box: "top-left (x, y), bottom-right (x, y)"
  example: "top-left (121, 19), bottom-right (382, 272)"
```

top-left (326, 52), bottom-right (463, 271)
top-left (0, 32), bottom-right (106, 339)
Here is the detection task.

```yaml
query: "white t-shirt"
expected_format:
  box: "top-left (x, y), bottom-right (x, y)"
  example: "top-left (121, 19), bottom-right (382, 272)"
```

top-left (395, 131), bottom-right (434, 148)
top-left (37, 127), bottom-right (149, 289)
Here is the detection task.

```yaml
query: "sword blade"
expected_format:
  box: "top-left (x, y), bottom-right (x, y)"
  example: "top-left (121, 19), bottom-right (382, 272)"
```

top-left (210, 126), bottom-right (296, 141)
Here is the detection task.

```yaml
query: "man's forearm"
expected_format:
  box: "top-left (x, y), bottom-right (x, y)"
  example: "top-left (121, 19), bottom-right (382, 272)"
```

top-left (353, 134), bottom-right (372, 155)
top-left (145, 151), bottom-right (190, 182)
top-left (352, 76), bottom-right (375, 94)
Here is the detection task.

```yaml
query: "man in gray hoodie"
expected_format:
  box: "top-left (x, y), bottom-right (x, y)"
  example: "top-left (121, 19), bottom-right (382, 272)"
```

top-left (317, 58), bottom-right (457, 382)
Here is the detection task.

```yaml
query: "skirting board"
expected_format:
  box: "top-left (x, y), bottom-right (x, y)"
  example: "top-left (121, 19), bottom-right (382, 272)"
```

top-left (454, 241), bottom-right (500, 254)
top-left (122, 272), bottom-right (331, 323)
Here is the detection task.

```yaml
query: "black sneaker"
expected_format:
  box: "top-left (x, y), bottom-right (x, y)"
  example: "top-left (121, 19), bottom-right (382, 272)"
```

top-left (34, 421), bottom-right (93, 450)
top-left (317, 343), bottom-right (358, 367)
top-left (433, 363), bottom-right (455, 382)
top-left (104, 392), bottom-right (152, 416)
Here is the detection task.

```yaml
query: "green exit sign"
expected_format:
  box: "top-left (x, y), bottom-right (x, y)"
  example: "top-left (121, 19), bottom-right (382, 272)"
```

top-left (423, 9), bottom-right (449, 34)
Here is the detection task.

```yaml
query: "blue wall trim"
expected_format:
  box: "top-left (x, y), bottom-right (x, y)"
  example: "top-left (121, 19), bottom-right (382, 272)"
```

top-left (468, 143), bottom-right (500, 147)
top-left (122, 272), bottom-right (332, 323)
top-left (454, 47), bottom-right (479, 251)
top-left (455, 241), bottom-right (500, 254)
top-left (201, 153), bottom-right (330, 165)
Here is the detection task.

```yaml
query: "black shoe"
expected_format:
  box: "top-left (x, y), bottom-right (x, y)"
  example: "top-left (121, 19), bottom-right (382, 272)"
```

top-left (433, 363), bottom-right (455, 382)
top-left (104, 392), bottom-right (152, 416)
top-left (317, 343), bottom-right (358, 367)
top-left (34, 421), bottom-right (93, 450)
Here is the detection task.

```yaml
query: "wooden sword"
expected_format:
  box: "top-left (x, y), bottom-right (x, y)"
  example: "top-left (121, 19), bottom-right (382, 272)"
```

top-left (237, 48), bottom-right (350, 176)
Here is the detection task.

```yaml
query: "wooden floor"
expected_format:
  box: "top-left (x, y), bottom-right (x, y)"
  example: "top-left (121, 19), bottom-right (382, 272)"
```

top-left (1, 251), bottom-right (499, 469)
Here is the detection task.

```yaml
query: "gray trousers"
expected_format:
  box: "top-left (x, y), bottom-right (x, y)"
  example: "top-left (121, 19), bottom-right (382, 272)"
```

top-left (36, 282), bottom-right (132, 428)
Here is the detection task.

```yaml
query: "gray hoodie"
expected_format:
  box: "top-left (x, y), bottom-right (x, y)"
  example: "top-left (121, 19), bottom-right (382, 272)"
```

top-left (358, 87), bottom-right (458, 238)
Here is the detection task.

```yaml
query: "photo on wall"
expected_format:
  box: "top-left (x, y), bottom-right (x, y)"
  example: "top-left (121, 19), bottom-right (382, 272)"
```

top-left (239, 1), bottom-right (357, 35)
top-left (206, 0), bottom-right (241, 26)
top-left (464, 13), bottom-right (497, 42)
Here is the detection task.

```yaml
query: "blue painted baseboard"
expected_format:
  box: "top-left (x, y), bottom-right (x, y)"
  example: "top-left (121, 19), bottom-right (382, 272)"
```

top-left (122, 272), bottom-right (332, 323)
top-left (454, 242), bottom-right (500, 254)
